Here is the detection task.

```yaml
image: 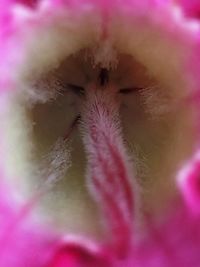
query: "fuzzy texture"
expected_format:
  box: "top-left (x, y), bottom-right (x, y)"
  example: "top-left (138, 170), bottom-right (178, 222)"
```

top-left (1, 0), bottom-right (200, 267)
top-left (81, 86), bottom-right (135, 258)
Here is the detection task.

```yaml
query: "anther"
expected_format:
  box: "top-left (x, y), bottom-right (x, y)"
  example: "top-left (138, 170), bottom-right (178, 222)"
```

top-left (67, 84), bottom-right (85, 97)
top-left (119, 87), bottom-right (142, 94)
top-left (99, 68), bottom-right (109, 86)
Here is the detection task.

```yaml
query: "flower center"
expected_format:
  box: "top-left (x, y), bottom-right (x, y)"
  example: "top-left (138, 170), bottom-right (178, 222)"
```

top-left (3, 48), bottom-right (196, 238)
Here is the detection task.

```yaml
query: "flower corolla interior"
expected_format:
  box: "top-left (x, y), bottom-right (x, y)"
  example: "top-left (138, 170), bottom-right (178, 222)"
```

top-left (1, 0), bottom-right (200, 266)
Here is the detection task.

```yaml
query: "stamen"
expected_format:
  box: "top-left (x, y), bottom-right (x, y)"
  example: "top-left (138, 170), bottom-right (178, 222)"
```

top-left (37, 116), bottom-right (80, 191)
top-left (39, 138), bottom-right (71, 190)
top-left (81, 86), bottom-right (137, 258)
top-left (64, 115), bottom-right (81, 141)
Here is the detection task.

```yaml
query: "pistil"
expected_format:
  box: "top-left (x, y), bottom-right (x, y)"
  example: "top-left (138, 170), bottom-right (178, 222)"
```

top-left (80, 84), bottom-right (137, 258)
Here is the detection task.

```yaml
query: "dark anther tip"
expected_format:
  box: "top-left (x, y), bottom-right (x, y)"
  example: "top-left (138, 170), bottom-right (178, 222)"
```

top-left (99, 68), bottom-right (109, 86)
top-left (119, 87), bottom-right (142, 94)
top-left (67, 84), bottom-right (85, 96)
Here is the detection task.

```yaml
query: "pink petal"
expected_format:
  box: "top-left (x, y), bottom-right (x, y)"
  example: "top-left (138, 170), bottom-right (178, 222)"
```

top-left (48, 242), bottom-right (112, 267)
top-left (178, 0), bottom-right (200, 18)
top-left (177, 151), bottom-right (200, 214)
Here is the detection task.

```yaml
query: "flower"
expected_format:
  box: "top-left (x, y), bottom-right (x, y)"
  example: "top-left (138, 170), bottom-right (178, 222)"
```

top-left (1, 0), bottom-right (200, 266)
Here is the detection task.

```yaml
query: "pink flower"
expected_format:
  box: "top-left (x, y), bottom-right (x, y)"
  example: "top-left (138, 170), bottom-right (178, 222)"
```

top-left (1, 0), bottom-right (200, 266)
